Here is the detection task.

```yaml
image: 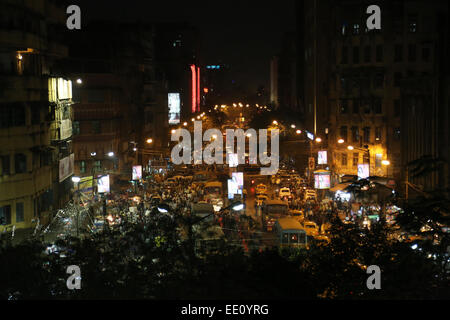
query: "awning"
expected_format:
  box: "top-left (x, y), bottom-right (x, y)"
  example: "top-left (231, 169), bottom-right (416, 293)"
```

top-left (330, 183), bottom-right (352, 192)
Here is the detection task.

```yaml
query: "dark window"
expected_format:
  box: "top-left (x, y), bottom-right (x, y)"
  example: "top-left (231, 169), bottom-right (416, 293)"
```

top-left (1, 155), bottom-right (10, 175)
top-left (394, 72), bottom-right (402, 87)
top-left (73, 121), bottom-right (80, 135)
top-left (340, 100), bottom-right (348, 114)
top-left (353, 153), bottom-right (359, 167)
top-left (364, 46), bottom-right (371, 63)
top-left (353, 100), bottom-right (360, 114)
top-left (340, 126), bottom-right (348, 141)
top-left (363, 127), bottom-right (371, 143)
top-left (80, 161), bottom-right (86, 174)
top-left (341, 153), bottom-right (348, 167)
top-left (0, 205), bottom-right (12, 225)
top-left (14, 154), bottom-right (27, 174)
top-left (87, 90), bottom-right (105, 103)
top-left (93, 160), bottom-right (101, 173)
top-left (394, 100), bottom-right (401, 117)
top-left (16, 203), bottom-right (24, 223)
top-left (408, 44), bottom-right (416, 62)
top-left (363, 100), bottom-right (371, 114)
top-left (376, 45), bottom-right (383, 62)
top-left (394, 128), bottom-right (401, 140)
top-left (376, 127), bottom-right (383, 142)
top-left (352, 127), bottom-right (360, 143)
top-left (373, 99), bottom-right (382, 114)
top-left (422, 47), bottom-right (430, 61)
top-left (374, 73), bottom-right (384, 88)
top-left (341, 46), bottom-right (348, 64)
top-left (31, 105), bottom-right (40, 125)
top-left (408, 15), bottom-right (418, 33)
top-left (92, 121), bottom-right (100, 134)
top-left (353, 47), bottom-right (360, 64)
top-left (394, 45), bottom-right (403, 62)
top-left (0, 103), bottom-right (26, 128)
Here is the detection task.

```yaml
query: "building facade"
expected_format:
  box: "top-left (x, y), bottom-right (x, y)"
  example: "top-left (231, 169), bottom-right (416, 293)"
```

top-left (300, 0), bottom-right (449, 194)
top-left (0, 0), bottom-right (73, 230)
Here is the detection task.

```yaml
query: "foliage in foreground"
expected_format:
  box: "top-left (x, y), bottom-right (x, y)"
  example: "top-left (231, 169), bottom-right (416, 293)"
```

top-left (0, 211), bottom-right (448, 300)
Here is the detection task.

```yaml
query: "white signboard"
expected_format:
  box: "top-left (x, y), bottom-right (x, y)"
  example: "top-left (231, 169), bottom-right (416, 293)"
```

top-left (318, 151), bottom-right (327, 165)
top-left (168, 93), bottom-right (181, 125)
top-left (59, 153), bottom-right (74, 183)
top-left (98, 175), bottom-right (110, 194)
top-left (132, 166), bottom-right (142, 181)
top-left (60, 119), bottom-right (72, 140)
top-left (358, 164), bottom-right (370, 180)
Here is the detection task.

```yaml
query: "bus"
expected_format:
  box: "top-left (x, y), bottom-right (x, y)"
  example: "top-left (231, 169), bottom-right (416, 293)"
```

top-left (273, 218), bottom-right (308, 248)
top-left (262, 199), bottom-right (289, 231)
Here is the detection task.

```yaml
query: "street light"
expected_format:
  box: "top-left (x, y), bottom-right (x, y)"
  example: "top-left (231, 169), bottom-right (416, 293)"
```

top-left (338, 139), bottom-right (345, 144)
top-left (296, 130), bottom-right (302, 135)
top-left (108, 152), bottom-right (115, 157)
top-left (273, 121), bottom-right (278, 125)
top-left (146, 138), bottom-right (153, 144)
top-left (382, 160), bottom-right (390, 166)
top-left (348, 146), bottom-right (355, 151)
top-left (72, 176), bottom-right (81, 184)
top-left (315, 137), bottom-right (322, 143)
top-left (291, 125), bottom-right (296, 129)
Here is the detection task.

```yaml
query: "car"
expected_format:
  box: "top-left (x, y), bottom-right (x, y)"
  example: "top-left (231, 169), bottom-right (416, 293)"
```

top-left (290, 210), bottom-right (304, 222)
top-left (256, 195), bottom-right (269, 206)
top-left (166, 178), bottom-right (177, 185)
top-left (279, 188), bottom-right (292, 199)
top-left (302, 221), bottom-right (319, 237)
top-left (256, 184), bottom-right (268, 194)
top-left (304, 189), bottom-right (317, 201)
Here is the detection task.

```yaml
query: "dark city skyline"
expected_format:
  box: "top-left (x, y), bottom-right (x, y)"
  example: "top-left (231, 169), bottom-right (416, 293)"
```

top-left (74, 0), bottom-right (297, 93)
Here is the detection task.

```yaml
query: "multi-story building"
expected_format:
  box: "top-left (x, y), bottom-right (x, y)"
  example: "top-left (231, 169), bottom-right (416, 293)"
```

top-left (300, 0), bottom-right (449, 192)
top-left (67, 22), bottom-right (168, 185)
top-left (0, 0), bottom-right (73, 230)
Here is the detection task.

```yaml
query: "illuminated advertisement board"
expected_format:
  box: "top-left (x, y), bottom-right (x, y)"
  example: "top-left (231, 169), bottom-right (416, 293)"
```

top-left (97, 175), bottom-right (110, 194)
top-left (168, 93), bottom-right (181, 125)
top-left (314, 171), bottom-right (331, 189)
top-left (358, 164), bottom-right (370, 180)
top-left (307, 132), bottom-right (314, 141)
top-left (59, 153), bottom-right (74, 183)
top-left (318, 151), bottom-right (328, 165)
top-left (232, 172), bottom-right (244, 190)
top-left (228, 178), bottom-right (243, 200)
top-left (79, 176), bottom-right (94, 194)
top-left (132, 166), bottom-right (142, 181)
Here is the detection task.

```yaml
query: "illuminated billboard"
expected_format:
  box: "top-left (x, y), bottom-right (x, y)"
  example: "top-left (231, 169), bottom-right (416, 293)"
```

top-left (228, 178), bottom-right (243, 200)
top-left (132, 166), bottom-right (142, 181)
top-left (168, 93), bottom-right (181, 125)
top-left (318, 151), bottom-right (328, 165)
top-left (314, 171), bottom-right (331, 189)
top-left (98, 175), bottom-right (110, 194)
top-left (358, 164), bottom-right (370, 180)
top-left (232, 172), bottom-right (244, 190)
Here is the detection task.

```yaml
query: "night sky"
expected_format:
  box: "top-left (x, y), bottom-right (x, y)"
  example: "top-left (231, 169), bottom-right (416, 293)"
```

top-left (74, 0), bottom-right (297, 94)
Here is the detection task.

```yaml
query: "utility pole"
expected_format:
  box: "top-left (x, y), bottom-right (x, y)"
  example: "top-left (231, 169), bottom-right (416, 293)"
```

top-left (313, 0), bottom-right (318, 136)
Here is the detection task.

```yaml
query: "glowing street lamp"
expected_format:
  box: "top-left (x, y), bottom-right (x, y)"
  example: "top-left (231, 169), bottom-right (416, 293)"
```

top-left (108, 152), bottom-right (115, 157)
top-left (347, 146), bottom-right (355, 151)
top-left (273, 120), bottom-right (278, 125)
top-left (382, 160), bottom-right (391, 166)
top-left (296, 130), bottom-right (302, 135)
top-left (291, 125), bottom-right (296, 129)
top-left (183, 122), bottom-right (188, 126)
top-left (147, 138), bottom-right (153, 144)
top-left (315, 138), bottom-right (322, 143)
top-left (72, 176), bottom-right (81, 184)
top-left (338, 139), bottom-right (345, 144)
